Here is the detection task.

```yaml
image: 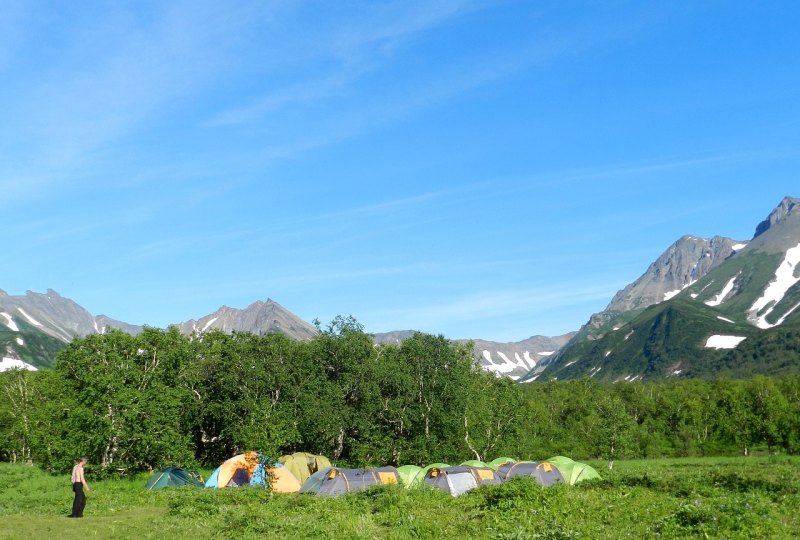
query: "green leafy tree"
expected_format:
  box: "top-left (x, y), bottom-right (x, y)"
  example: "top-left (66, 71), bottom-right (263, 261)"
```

top-left (0, 369), bottom-right (38, 463)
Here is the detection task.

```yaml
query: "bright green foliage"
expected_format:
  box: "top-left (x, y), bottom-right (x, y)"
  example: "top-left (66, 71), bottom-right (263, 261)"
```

top-left (38, 328), bottom-right (197, 473)
top-left (2, 316), bottom-right (800, 474)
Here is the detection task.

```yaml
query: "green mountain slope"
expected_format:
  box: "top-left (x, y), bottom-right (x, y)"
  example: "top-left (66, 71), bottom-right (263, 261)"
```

top-left (0, 319), bottom-right (67, 370)
top-left (702, 323), bottom-right (800, 378)
top-left (541, 298), bottom-right (760, 382)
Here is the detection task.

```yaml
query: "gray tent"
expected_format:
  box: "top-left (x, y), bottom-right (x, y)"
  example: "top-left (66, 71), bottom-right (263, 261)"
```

top-left (495, 461), bottom-right (564, 486)
top-left (299, 467), bottom-right (399, 497)
top-left (423, 466), bottom-right (502, 496)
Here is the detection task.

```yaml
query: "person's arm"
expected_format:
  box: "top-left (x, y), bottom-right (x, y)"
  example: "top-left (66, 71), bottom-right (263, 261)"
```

top-left (79, 467), bottom-right (90, 493)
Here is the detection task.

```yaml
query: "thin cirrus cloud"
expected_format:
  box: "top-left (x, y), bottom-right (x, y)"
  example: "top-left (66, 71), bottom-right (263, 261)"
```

top-left (2, 2), bottom-right (264, 183)
top-left (202, 8), bottom-right (656, 172)
top-left (203, 1), bottom-right (484, 129)
top-left (361, 283), bottom-right (624, 336)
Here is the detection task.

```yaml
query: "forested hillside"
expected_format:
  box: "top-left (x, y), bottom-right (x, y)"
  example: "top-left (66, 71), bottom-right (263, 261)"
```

top-left (2, 317), bottom-right (799, 474)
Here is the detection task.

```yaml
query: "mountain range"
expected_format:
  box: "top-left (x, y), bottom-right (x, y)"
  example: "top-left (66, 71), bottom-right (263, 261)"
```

top-left (528, 196), bottom-right (800, 382)
top-left (0, 287), bottom-right (574, 378)
top-left (3, 197), bottom-right (800, 380)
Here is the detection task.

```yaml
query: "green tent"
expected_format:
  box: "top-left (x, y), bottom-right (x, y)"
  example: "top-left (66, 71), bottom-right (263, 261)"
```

top-left (144, 467), bottom-right (203, 490)
top-left (546, 456), bottom-right (601, 485)
top-left (279, 452), bottom-right (332, 484)
top-left (412, 463), bottom-right (451, 487)
top-left (488, 457), bottom-right (516, 469)
top-left (460, 460), bottom-right (489, 468)
top-left (396, 465), bottom-right (422, 488)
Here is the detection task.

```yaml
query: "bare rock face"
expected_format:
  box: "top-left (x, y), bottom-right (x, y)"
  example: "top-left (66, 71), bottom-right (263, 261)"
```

top-left (748, 197), bottom-right (800, 255)
top-left (0, 289), bottom-right (143, 342)
top-left (176, 299), bottom-right (318, 341)
top-left (754, 196), bottom-right (800, 239)
top-left (605, 235), bottom-right (743, 314)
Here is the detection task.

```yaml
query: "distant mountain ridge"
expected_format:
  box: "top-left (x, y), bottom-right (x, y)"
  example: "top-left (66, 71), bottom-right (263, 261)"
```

top-left (175, 299), bottom-right (318, 341)
top-left (535, 196), bottom-right (800, 382)
top-left (372, 331), bottom-right (576, 380)
top-left (2, 291), bottom-right (568, 377)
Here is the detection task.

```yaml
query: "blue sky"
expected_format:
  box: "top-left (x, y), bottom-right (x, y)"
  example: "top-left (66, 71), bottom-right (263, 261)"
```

top-left (2, 1), bottom-right (799, 342)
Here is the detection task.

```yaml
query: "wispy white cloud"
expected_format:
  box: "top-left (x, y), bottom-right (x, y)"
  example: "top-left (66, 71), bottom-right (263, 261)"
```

top-left (201, 6), bottom-right (658, 168)
top-left (363, 282), bottom-right (624, 330)
top-left (0, 1), bottom-right (271, 203)
top-left (205, 1), bottom-right (484, 127)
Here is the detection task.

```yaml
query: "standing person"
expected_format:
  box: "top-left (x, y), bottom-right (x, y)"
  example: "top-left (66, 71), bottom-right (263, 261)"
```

top-left (69, 457), bottom-right (91, 518)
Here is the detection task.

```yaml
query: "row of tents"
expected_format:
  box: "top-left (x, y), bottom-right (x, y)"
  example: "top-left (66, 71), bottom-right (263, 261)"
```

top-left (145, 452), bottom-right (600, 497)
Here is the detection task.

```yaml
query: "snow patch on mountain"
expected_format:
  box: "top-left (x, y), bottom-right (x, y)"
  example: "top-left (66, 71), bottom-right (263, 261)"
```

top-left (15, 337), bottom-right (24, 346)
top-left (705, 276), bottom-right (737, 307)
top-left (17, 307), bottom-right (42, 326)
top-left (1, 312), bottom-right (19, 332)
top-left (705, 335), bottom-right (747, 349)
top-left (0, 357), bottom-right (37, 372)
top-left (749, 242), bottom-right (800, 329)
top-left (515, 352), bottom-right (535, 369)
top-left (664, 280), bottom-right (697, 301)
top-left (481, 350), bottom-right (515, 374)
top-left (524, 351), bottom-right (537, 366)
top-left (717, 316), bottom-right (735, 324)
top-left (201, 317), bottom-right (219, 332)
top-left (732, 243), bottom-right (748, 251)
top-left (663, 289), bottom-right (681, 301)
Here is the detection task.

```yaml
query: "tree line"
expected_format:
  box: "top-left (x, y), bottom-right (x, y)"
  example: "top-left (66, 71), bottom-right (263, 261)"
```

top-left (1, 317), bottom-right (798, 473)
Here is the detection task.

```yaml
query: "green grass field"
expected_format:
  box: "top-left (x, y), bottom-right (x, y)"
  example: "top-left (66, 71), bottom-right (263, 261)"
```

top-left (1, 457), bottom-right (798, 539)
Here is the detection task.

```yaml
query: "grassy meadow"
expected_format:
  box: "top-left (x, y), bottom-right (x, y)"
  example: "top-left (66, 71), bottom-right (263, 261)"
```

top-left (1, 457), bottom-right (799, 539)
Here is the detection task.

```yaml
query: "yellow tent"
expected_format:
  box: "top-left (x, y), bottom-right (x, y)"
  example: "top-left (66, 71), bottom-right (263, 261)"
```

top-left (279, 452), bottom-right (332, 484)
top-left (269, 466), bottom-right (302, 493)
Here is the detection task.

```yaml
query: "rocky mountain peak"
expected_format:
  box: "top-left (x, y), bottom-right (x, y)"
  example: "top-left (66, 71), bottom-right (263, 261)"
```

top-left (604, 234), bottom-right (741, 313)
top-left (754, 196), bottom-right (800, 238)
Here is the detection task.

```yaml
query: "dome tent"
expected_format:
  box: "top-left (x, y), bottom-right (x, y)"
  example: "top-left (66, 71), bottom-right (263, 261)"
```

top-left (410, 463), bottom-right (451, 487)
top-left (279, 452), bottom-right (331, 484)
top-left (423, 465), bottom-right (502, 496)
top-left (488, 457), bottom-right (516, 469)
top-left (396, 465), bottom-right (423, 488)
top-left (495, 461), bottom-right (564, 486)
top-left (460, 460), bottom-right (490, 468)
top-left (144, 467), bottom-right (203, 490)
top-left (546, 456), bottom-right (601, 485)
top-left (299, 466), bottom-right (400, 497)
top-left (205, 452), bottom-right (301, 493)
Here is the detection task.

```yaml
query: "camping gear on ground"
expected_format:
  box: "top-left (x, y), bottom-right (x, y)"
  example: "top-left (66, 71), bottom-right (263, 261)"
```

top-left (546, 456), bottom-right (601, 485)
top-left (299, 466), bottom-right (400, 497)
top-left (495, 461), bottom-right (564, 486)
top-left (487, 457), bottom-right (516, 469)
top-left (144, 467), bottom-right (203, 490)
top-left (423, 465), bottom-right (502, 496)
top-left (279, 452), bottom-right (332, 484)
top-left (205, 452), bottom-right (301, 493)
top-left (396, 465), bottom-right (423, 488)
